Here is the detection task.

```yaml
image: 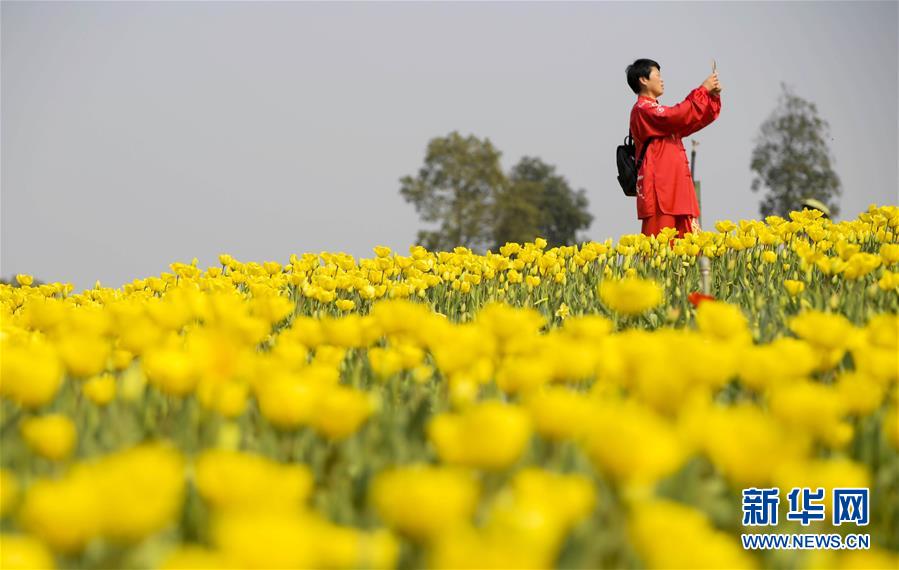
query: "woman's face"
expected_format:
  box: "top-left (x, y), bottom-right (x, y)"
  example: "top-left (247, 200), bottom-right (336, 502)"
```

top-left (643, 67), bottom-right (665, 97)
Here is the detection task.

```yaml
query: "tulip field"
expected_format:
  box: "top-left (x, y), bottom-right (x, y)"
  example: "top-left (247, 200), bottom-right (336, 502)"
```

top-left (1, 205), bottom-right (898, 569)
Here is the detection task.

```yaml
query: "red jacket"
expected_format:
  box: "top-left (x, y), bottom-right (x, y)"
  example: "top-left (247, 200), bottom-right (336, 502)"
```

top-left (630, 85), bottom-right (721, 219)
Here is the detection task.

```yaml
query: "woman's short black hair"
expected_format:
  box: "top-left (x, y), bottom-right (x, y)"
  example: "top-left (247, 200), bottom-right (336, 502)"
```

top-left (626, 59), bottom-right (661, 94)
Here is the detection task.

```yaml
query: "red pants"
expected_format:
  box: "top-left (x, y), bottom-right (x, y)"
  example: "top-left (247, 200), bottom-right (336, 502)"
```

top-left (641, 213), bottom-right (700, 239)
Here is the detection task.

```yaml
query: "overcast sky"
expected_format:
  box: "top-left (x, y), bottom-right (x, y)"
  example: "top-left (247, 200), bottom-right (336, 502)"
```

top-left (2, 0), bottom-right (897, 291)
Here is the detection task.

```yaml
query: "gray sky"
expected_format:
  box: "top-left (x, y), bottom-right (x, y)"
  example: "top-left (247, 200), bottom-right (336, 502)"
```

top-left (2, 1), bottom-right (897, 291)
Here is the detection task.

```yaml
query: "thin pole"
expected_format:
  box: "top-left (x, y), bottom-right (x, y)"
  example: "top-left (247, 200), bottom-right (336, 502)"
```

top-left (690, 142), bottom-right (697, 181)
top-left (691, 139), bottom-right (712, 295)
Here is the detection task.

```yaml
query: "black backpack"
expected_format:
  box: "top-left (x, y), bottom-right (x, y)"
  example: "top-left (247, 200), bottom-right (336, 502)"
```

top-left (616, 132), bottom-right (656, 197)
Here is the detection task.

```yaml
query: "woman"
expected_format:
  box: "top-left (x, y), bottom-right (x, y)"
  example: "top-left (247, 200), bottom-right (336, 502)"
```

top-left (626, 59), bottom-right (722, 238)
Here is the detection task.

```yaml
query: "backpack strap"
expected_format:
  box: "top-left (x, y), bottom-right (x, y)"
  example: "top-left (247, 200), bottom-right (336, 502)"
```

top-left (634, 131), bottom-right (655, 173)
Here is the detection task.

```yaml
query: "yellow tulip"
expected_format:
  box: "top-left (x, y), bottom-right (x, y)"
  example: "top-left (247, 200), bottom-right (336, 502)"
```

top-left (57, 335), bottom-right (110, 379)
top-left (784, 279), bottom-right (806, 296)
top-left (371, 465), bottom-right (478, 541)
top-left (82, 374), bottom-right (116, 406)
top-left (20, 415), bottom-right (77, 461)
top-left (598, 277), bottom-right (663, 316)
top-left (0, 341), bottom-right (63, 409)
top-left (311, 386), bottom-right (374, 440)
top-left (428, 401), bottom-right (532, 470)
top-left (195, 449), bottom-right (313, 513)
top-left (0, 469), bottom-right (18, 517)
top-left (0, 534), bottom-right (56, 569)
top-left (629, 499), bottom-right (756, 569)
